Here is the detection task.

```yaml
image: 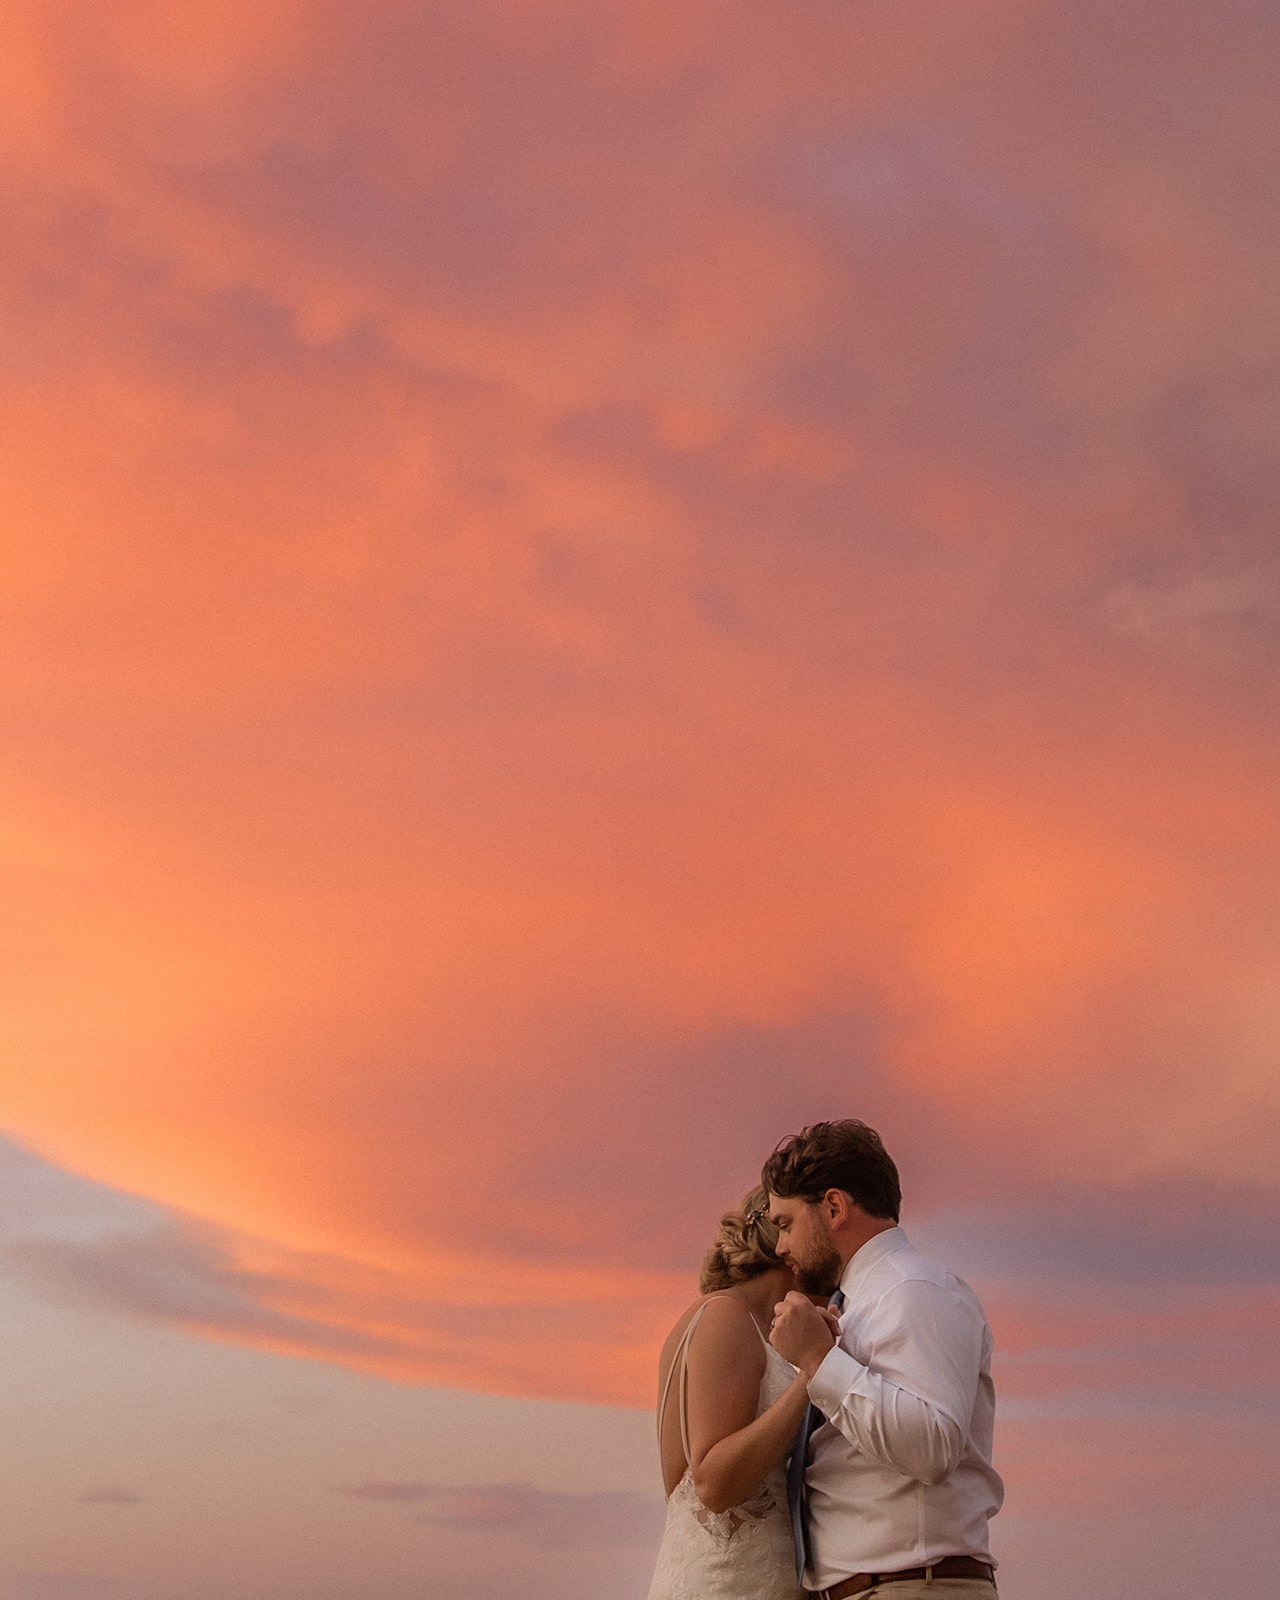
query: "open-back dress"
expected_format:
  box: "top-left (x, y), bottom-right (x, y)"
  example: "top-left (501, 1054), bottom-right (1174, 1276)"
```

top-left (646, 1296), bottom-right (804, 1600)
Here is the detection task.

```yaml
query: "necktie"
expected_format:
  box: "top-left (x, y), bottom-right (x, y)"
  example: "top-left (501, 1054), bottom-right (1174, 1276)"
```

top-left (787, 1290), bottom-right (844, 1581)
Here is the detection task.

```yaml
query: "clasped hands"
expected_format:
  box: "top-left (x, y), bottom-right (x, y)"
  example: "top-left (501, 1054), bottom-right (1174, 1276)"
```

top-left (768, 1290), bottom-right (840, 1378)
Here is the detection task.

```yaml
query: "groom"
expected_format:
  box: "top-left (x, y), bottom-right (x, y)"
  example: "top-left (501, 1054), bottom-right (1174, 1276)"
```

top-left (765, 1121), bottom-right (1003, 1599)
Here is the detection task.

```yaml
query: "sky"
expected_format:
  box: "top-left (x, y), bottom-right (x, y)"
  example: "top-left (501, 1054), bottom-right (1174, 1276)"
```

top-left (1, 0), bottom-right (1277, 1595)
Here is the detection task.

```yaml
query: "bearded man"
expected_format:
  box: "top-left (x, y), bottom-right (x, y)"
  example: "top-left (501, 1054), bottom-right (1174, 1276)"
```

top-left (765, 1121), bottom-right (1004, 1600)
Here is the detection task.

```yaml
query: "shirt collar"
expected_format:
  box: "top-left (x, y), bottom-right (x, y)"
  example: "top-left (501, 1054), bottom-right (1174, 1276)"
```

top-left (839, 1224), bottom-right (908, 1302)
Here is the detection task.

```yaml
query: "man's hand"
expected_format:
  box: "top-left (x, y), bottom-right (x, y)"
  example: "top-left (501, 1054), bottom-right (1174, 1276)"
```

top-left (769, 1290), bottom-right (839, 1378)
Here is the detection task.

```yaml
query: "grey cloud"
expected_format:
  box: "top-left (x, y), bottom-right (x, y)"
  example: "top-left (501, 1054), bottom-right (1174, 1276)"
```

top-left (0, 1575), bottom-right (121, 1600)
top-left (916, 1174), bottom-right (1280, 1286)
top-left (342, 1482), bottom-right (439, 1502)
top-left (6, 1224), bottom-right (302, 1333)
top-left (1100, 575), bottom-right (1270, 637)
top-left (0, 1137), bottom-right (641, 1392)
top-left (455, 1004), bottom-right (942, 1273)
top-left (0, 1136), bottom-right (163, 1245)
top-left (3, 1131), bottom-right (1273, 1422)
top-left (0, 1220), bottom-right (431, 1363)
top-left (337, 1481), bottom-right (662, 1547)
top-left (0, 1166), bottom-right (420, 1367)
top-left (79, 1489), bottom-right (146, 1506)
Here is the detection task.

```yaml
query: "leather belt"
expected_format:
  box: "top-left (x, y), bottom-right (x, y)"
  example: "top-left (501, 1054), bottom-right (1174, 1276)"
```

top-left (815, 1555), bottom-right (996, 1599)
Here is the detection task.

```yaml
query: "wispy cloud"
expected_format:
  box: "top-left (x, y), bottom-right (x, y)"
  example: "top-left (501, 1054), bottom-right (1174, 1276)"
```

top-left (4, 1135), bottom-right (1276, 1415)
top-left (1101, 575), bottom-right (1269, 636)
top-left (0, 1137), bottom-right (678, 1403)
top-left (337, 1481), bottom-right (662, 1547)
top-left (0, 1576), bottom-right (121, 1600)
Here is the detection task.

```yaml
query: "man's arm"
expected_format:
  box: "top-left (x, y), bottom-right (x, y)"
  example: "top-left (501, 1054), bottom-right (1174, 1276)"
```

top-left (806, 1279), bottom-right (987, 1485)
top-left (769, 1291), bottom-right (841, 1377)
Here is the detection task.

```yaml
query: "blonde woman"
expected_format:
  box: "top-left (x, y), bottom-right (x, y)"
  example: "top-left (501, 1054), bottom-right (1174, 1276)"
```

top-left (646, 1188), bottom-right (809, 1600)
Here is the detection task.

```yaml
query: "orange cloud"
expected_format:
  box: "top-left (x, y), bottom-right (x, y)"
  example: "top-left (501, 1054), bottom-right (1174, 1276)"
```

top-left (2, 0), bottom-right (1279, 1401)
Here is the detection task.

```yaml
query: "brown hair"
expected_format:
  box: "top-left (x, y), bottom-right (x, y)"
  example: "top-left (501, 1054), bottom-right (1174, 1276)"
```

top-left (761, 1120), bottom-right (901, 1222)
top-left (699, 1186), bottom-right (783, 1293)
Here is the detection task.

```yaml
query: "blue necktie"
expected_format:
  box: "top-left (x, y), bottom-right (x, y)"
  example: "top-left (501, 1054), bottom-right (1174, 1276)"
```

top-left (787, 1290), bottom-right (844, 1581)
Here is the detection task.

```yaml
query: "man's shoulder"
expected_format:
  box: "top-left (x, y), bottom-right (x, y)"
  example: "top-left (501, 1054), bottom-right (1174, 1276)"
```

top-left (865, 1238), bottom-right (983, 1306)
top-left (885, 1240), bottom-right (951, 1283)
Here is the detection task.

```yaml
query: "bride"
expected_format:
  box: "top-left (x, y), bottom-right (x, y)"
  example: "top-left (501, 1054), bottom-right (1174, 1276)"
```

top-left (646, 1187), bottom-right (809, 1600)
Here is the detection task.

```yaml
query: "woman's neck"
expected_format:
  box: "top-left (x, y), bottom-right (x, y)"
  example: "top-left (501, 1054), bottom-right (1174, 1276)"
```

top-left (726, 1269), bottom-right (791, 1332)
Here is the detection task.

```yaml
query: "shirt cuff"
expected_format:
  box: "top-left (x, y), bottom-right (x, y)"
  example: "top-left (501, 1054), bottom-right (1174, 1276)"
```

top-left (808, 1344), bottom-right (864, 1413)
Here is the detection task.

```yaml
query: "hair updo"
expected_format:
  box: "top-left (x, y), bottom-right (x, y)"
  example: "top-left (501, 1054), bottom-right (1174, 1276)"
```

top-left (699, 1186), bottom-right (782, 1293)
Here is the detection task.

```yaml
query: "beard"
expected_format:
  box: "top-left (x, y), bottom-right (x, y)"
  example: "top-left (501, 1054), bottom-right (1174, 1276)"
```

top-left (791, 1213), bottom-right (843, 1297)
top-left (792, 1245), bottom-right (842, 1297)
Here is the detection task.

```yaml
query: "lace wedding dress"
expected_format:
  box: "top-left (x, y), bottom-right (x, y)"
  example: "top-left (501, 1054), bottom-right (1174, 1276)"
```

top-left (646, 1298), bottom-right (804, 1600)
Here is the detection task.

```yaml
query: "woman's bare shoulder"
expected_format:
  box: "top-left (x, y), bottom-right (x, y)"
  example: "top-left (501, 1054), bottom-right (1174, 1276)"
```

top-left (683, 1293), bottom-right (765, 1362)
top-left (659, 1294), bottom-right (759, 1365)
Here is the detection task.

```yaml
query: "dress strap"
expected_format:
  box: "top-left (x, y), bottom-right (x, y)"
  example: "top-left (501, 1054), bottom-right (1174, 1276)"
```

top-left (656, 1300), bottom-right (710, 1463)
top-left (657, 1294), bottom-right (764, 1468)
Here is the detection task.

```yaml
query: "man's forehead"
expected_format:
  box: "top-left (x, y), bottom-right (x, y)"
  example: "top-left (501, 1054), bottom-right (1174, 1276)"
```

top-left (767, 1193), bottom-right (807, 1219)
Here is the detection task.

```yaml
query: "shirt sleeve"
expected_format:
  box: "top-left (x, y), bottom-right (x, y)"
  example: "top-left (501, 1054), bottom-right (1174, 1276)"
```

top-left (806, 1277), bottom-right (986, 1486)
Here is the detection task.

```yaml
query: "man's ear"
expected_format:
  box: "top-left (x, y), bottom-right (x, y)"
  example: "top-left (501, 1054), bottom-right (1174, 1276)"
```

top-left (823, 1188), bottom-right (854, 1226)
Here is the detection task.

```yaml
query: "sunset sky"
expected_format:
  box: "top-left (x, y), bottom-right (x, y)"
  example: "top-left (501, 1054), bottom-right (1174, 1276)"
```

top-left (2, 2), bottom-right (1277, 1596)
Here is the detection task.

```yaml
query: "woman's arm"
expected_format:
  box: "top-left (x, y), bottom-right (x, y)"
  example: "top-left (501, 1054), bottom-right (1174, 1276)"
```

top-left (683, 1298), bottom-right (812, 1514)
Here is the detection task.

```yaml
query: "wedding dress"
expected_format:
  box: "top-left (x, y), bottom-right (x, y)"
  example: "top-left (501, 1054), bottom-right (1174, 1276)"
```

top-left (646, 1297), bottom-right (804, 1600)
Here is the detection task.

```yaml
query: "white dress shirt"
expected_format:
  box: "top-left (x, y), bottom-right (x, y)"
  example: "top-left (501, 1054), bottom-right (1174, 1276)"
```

top-left (804, 1227), bottom-right (1003, 1589)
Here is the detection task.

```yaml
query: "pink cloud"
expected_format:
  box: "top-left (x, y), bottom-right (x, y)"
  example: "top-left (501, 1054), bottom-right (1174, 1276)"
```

top-left (0, 0), bottom-right (1278, 1409)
